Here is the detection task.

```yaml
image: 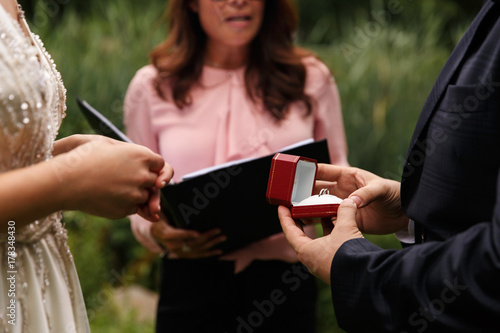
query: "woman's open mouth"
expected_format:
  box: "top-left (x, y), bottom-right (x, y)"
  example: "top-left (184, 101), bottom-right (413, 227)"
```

top-left (226, 14), bottom-right (252, 28)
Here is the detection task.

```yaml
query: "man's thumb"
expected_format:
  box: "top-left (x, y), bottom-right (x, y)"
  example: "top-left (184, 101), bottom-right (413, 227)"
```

top-left (335, 198), bottom-right (358, 227)
top-left (348, 184), bottom-right (379, 208)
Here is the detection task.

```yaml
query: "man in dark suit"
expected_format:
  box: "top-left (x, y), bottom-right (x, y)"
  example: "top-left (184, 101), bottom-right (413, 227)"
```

top-left (278, 0), bottom-right (500, 331)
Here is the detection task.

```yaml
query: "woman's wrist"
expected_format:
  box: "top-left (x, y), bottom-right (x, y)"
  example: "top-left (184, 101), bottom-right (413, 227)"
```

top-left (53, 135), bottom-right (82, 156)
top-left (46, 152), bottom-right (82, 211)
top-left (53, 134), bottom-right (107, 156)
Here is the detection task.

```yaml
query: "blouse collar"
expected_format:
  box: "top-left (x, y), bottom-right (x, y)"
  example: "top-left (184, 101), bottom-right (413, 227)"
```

top-left (199, 65), bottom-right (246, 88)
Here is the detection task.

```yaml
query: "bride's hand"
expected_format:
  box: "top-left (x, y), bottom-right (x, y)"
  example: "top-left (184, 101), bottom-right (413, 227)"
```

top-left (53, 139), bottom-right (173, 221)
top-left (52, 134), bottom-right (109, 156)
top-left (136, 163), bottom-right (173, 222)
top-left (54, 135), bottom-right (173, 221)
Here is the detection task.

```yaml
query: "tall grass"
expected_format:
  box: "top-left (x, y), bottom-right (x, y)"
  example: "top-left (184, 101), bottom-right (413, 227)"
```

top-left (32, 0), bottom-right (167, 137)
top-left (27, 0), bottom-right (470, 331)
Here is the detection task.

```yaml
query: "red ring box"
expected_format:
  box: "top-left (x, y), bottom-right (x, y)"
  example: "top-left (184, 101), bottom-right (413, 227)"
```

top-left (266, 153), bottom-right (341, 221)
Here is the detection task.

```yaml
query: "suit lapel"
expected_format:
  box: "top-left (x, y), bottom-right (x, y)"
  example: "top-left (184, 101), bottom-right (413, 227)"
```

top-left (405, 0), bottom-right (495, 155)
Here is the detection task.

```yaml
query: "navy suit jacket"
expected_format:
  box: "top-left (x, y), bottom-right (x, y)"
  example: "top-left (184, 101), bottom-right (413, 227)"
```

top-left (331, 1), bottom-right (500, 332)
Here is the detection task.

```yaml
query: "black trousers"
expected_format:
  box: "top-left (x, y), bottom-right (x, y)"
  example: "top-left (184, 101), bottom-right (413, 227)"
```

top-left (155, 258), bottom-right (317, 333)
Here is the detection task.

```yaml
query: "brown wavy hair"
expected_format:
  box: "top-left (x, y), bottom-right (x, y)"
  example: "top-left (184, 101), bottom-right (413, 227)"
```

top-left (150, 0), bottom-right (313, 120)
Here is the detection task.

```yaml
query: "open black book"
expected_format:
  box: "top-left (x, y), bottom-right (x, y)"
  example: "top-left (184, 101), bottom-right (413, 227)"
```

top-left (77, 98), bottom-right (330, 253)
top-left (77, 98), bottom-right (133, 143)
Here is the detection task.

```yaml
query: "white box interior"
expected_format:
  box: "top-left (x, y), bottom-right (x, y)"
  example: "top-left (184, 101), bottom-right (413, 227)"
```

top-left (291, 160), bottom-right (316, 204)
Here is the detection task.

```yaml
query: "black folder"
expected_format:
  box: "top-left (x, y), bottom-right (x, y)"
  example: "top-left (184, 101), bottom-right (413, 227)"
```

top-left (76, 98), bottom-right (330, 253)
top-left (77, 98), bottom-right (133, 143)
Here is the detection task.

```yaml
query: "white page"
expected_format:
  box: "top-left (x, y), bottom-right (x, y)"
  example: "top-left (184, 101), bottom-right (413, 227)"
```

top-left (181, 138), bottom-right (315, 181)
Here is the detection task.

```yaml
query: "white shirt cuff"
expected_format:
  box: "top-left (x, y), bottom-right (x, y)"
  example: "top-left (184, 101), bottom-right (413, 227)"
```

top-left (394, 219), bottom-right (415, 244)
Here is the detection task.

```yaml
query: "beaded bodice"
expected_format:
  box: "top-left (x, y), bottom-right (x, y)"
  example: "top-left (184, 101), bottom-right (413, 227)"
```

top-left (0, 6), bottom-right (66, 170)
top-left (0, 6), bottom-right (90, 333)
top-left (0, 5), bottom-right (67, 242)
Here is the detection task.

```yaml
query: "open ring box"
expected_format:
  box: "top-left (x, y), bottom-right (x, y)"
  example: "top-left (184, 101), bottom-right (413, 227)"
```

top-left (266, 153), bottom-right (342, 223)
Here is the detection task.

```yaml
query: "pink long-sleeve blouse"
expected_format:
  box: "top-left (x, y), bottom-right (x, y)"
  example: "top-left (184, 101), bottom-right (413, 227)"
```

top-left (124, 56), bottom-right (348, 266)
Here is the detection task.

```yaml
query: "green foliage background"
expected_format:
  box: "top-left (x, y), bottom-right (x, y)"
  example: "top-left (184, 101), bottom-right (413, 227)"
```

top-left (16, 0), bottom-right (482, 331)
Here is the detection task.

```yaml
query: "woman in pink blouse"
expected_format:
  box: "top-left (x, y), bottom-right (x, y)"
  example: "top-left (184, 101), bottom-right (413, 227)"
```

top-left (124, 0), bottom-right (348, 332)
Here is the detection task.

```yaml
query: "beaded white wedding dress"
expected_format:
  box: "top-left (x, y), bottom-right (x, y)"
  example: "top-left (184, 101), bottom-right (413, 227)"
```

top-left (0, 5), bottom-right (90, 333)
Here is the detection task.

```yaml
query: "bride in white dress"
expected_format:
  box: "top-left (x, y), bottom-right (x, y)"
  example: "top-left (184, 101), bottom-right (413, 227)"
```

top-left (0, 0), bottom-right (173, 331)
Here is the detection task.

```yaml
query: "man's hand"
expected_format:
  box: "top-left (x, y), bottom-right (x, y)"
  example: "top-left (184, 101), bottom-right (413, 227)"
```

top-left (315, 164), bottom-right (409, 234)
top-left (279, 199), bottom-right (363, 284)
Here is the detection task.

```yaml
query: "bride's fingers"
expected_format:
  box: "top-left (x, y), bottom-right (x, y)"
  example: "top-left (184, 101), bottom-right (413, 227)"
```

top-left (147, 187), bottom-right (161, 217)
top-left (156, 164), bottom-right (174, 189)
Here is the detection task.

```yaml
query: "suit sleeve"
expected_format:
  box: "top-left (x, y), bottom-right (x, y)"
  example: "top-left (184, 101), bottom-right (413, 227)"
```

top-left (330, 169), bottom-right (500, 333)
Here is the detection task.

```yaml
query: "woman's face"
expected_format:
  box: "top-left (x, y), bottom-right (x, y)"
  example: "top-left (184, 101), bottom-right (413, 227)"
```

top-left (191, 0), bottom-right (265, 50)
